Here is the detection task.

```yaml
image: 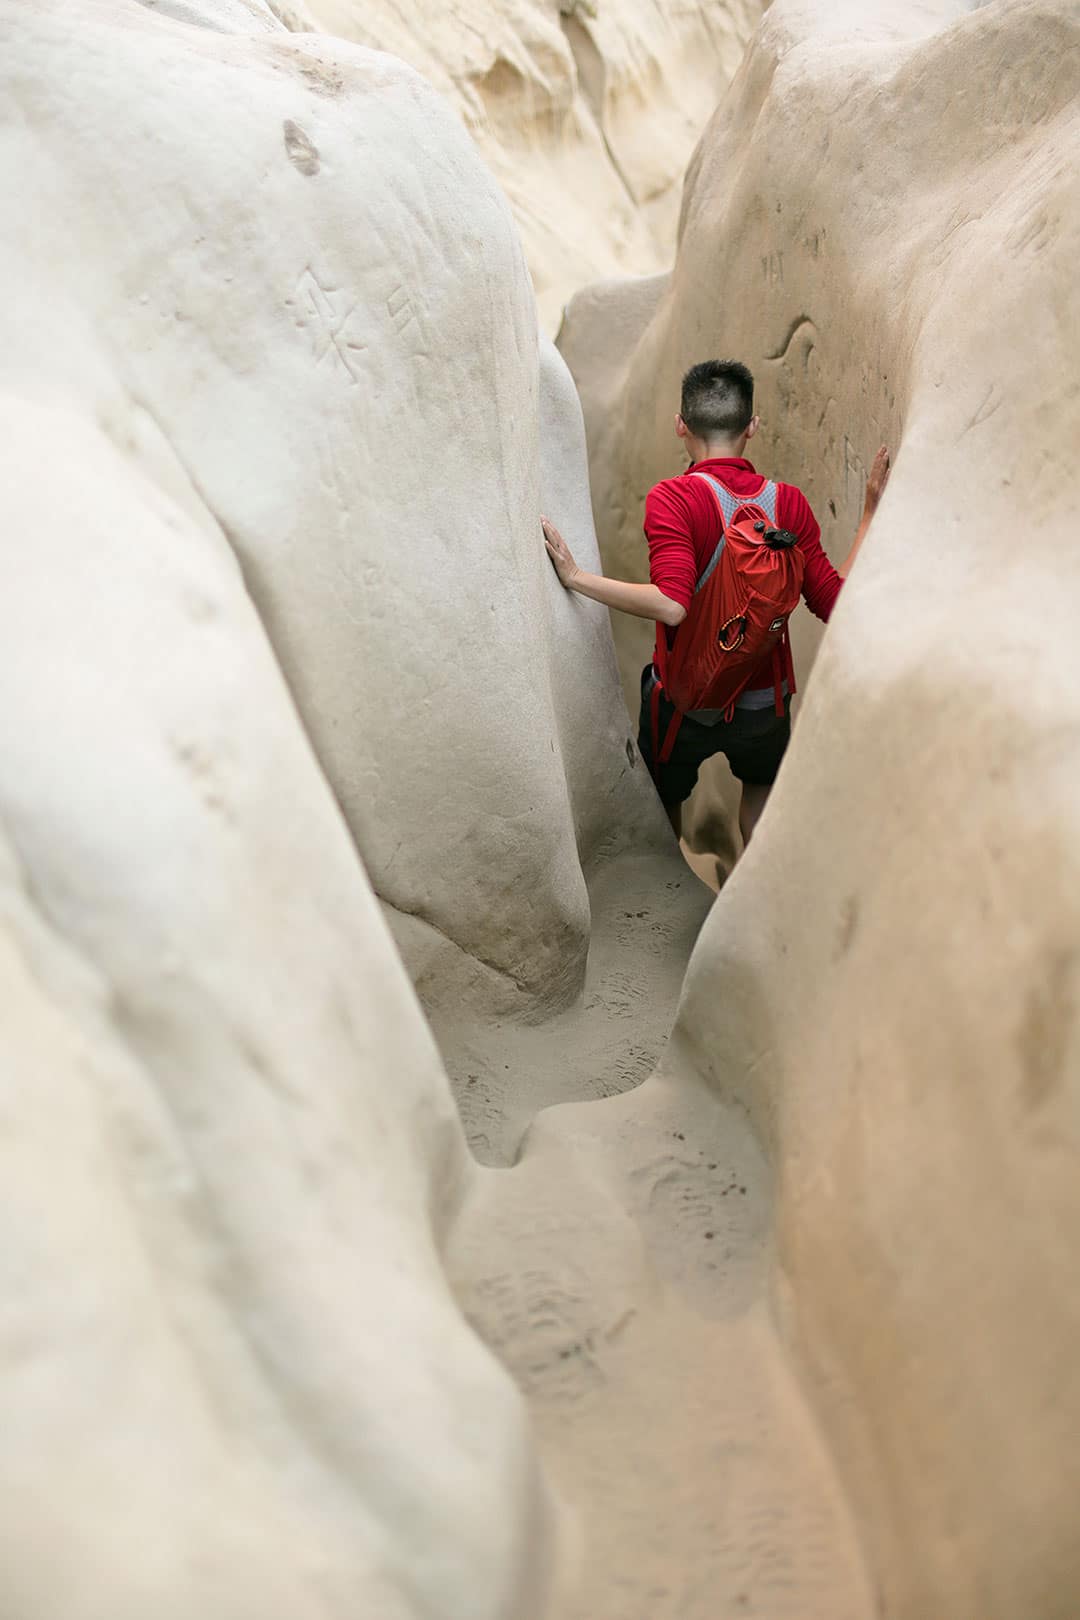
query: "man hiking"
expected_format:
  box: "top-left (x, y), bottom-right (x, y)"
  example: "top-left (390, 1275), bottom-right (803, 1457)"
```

top-left (543, 358), bottom-right (890, 846)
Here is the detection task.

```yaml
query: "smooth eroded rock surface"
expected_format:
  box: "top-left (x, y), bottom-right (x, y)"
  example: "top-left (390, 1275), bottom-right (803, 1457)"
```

top-left (3, 0), bottom-right (673, 1018)
top-left (0, 393), bottom-right (554, 1619)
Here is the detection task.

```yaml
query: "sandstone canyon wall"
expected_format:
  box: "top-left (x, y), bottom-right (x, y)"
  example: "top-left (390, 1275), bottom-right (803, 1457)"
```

top-left (9, 0), bottom-right (678, 1021)
top-left (2, 3), bottom-right (591, 1612)
top-left (562, 0), bottom-right (1080, 1613)
top-left (0, 398), bottom-right (555, 1620)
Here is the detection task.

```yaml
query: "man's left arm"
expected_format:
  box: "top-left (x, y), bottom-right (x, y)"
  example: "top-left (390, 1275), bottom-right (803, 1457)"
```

top-left (790, 445), bottom-right (891, 622)
top-left (837, 446), bottom-right (891, 577)
top-left (786, 491), bottom-right (841, 623)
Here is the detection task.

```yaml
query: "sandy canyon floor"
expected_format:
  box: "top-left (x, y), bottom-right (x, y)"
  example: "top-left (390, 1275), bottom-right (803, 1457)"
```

top-left (439, 848), bottom-right (875, 1619)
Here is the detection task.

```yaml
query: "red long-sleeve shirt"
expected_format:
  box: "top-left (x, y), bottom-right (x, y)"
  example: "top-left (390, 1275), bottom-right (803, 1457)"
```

top-left (644, 456), bottom-right (841, 692)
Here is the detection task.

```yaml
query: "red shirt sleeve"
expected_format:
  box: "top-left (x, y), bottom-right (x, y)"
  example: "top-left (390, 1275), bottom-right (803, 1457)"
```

top-left (643, 479), bottom-right (700, 612)
top-left (779, 484), bottom-right (842, 622)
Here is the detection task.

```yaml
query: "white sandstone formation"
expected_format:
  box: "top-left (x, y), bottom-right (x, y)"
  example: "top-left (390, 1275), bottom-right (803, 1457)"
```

top-left (135, 0), bottom-right (316, 32)
top-left (5, 0), bottom-right (1080, 1616)
top-left (563, 0), bottom-right (1080, 1613)
top-left (301, 0), bottom-right (765, 330)
top-left (0, 4), bottom-right (586, 1613)
top-left (0, 388), bottom-right (557, 1617)
top-left (3, 0), bottom-right (671, 1020)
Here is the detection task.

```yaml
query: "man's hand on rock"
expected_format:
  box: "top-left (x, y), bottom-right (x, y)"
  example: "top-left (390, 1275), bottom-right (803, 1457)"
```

top-left (542, 516), bottom-right (581, 589)
top-left (864, 445), bottom-right (891, 515)
top-left (540, 519), bottom-right (688, 626)
top-left (839, 444), bottom-right (892, 577)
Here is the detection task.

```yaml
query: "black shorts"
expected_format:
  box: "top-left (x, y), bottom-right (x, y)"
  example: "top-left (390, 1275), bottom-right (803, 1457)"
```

top-left (637, 665), bottom-right (791, 808)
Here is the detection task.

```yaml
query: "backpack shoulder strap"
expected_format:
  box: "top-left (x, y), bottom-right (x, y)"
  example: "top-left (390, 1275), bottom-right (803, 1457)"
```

top-left (687, 473), bottom-right (729, 594)
top-left (689, 473), bottom-right (779, 591)
top-left (691, 472), bottom-right (778, 524)
top-left (690, 471), bottom-right (741, 530)
top-left (755, 480), bottom-right (779, 521)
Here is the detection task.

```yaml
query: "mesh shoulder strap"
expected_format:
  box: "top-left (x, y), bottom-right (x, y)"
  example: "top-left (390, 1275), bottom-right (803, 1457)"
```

top-left (689, 474), bottom-right (778, 592)
top-left (691, 472), bottom-right (777, 525)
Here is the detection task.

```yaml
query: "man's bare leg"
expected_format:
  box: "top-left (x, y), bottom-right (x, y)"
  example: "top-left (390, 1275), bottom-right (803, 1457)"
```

top-left (738, 782), bottom-right (770, 848)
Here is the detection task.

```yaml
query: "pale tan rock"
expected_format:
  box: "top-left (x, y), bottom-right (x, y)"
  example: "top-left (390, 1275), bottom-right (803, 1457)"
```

top-left (0, 393), bottom-right (557, 1618)
top-left (303, 0), bottom-right (765, 330)
top-left (133, 0), bottom-right (313, 32)
top-left (564, 0), bottom-right (1080, 1613)
top-left (0, 7), bottom-right (692, 1615)
top-left (1, 0), bottom-right (675, 1017)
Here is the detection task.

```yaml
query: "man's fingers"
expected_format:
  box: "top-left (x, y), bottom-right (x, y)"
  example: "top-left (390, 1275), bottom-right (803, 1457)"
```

top-left (867, 445), bottom-right (892, 501)
top-left (541, 514), bottom-right (578, 592)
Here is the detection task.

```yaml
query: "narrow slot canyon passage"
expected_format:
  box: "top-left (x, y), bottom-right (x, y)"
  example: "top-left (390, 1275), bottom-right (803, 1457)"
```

top-left (407, 3), bottom-right (1080, 1614)
top-left (414, 28), bottom-right (878, 1599)
top-left (2, 3), bottom-right (1077, 1619)
top-left (397, 10), bottom-right (884, 1596)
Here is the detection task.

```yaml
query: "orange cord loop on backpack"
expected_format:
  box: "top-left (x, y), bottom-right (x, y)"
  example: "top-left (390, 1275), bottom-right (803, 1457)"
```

top-left (716, 614), bottom-right (747, 652)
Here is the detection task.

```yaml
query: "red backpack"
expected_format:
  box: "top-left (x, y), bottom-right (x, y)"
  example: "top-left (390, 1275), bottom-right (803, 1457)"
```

top-left (651, 474), bottom-right (804, 765)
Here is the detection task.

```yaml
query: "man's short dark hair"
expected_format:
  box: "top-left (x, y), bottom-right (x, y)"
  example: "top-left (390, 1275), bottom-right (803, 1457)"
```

top-left (680, 360), bottom-right (754, 440)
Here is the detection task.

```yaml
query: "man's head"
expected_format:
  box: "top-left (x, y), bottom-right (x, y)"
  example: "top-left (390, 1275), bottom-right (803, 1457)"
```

top-left (676, 359), bottom-right (760, 459)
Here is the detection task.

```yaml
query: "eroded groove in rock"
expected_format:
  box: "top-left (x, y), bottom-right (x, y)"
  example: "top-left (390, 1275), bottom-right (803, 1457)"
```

top-left (559, 10), bottom-right (638, 209)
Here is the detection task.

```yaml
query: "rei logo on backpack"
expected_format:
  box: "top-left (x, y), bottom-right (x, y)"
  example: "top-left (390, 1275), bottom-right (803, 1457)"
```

top-left (652, 475), bottom-right (804, 764)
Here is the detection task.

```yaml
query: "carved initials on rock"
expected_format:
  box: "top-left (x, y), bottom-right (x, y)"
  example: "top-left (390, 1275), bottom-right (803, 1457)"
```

top-left (286, 267), bottom-right (367, 384)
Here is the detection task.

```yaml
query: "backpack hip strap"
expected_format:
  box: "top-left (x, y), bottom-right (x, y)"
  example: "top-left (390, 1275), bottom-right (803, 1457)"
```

top-left (649, 676), bottom-right (662, 765)
top-left (659, 709), bottom-right (683, 766)
top-left (648, 671), bottom-right (684, 769)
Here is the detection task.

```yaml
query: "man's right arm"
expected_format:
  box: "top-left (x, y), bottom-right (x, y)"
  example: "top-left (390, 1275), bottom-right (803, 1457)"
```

top-left (541, 478), bottom-right (697, 627)
top-left (542, 517), bottom-right (686, 625)
top-left (642, 480), bottom-right (698, 616)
